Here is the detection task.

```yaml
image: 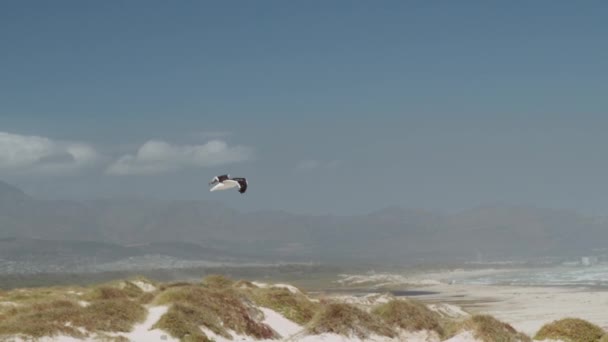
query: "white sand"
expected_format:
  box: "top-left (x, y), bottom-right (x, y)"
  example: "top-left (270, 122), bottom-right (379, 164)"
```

top-left (427, 303), bottom-right (469, 318)
top-left (411, 282), bottom-right (608, 336)
top-left (260, 307), bottom-right (301, 337)
top-left (131, 280), bottom-right (157, 293)
top-left (327, 293), bottom-right (395, 307)
top-left (0, 301), bottom-right (18, 308)
top-left (252, 281), bottom-right (302, 294)
top-left (115, 305), bottom-right (175, 341)
top-left (443, 331), bottom-right (479, 342)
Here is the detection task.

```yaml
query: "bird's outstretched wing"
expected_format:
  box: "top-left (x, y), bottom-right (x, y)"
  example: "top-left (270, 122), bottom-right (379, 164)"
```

top-left (209, 174), bottom-right (230, 185)
top-left (233, 178), bottom-right (248, 194)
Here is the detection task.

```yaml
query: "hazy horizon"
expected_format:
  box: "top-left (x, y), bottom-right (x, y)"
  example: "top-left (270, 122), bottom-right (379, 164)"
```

top-left (2, 1), bottom-right (608, 216)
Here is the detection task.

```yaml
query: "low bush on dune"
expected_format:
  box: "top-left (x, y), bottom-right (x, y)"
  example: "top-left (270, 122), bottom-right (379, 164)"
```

top-left (84, 279), bottom-right (158, 306)
top-left (249, 286), bottom-right (320, 325)
top-left (0, 289), bottom-right (147, 338)
top-left (372, 299), bottom-right (445, 337)
top-left (306, 302), bottom-right (395, 339)
top-left (137, 291), bottom-right (156, 305)
top-left (76, 299), bottom-right (147, 332)
top-left (85, 286), bottom-right (135, 301)
top-left (85, 281), bottom-right (143, 301)
top-left (0, 286), bottom-right (85, 305)
top-left (201, 274), bottom-right (235, 289)
top-left (534, 318), bottom-right (605, 342)
top-left (0, 299), bottom-right (86, 338)
top-left (447, 314), bottom-right (531, 342)
top-left (152, 303), bottom-right (214, 342)
top-left (158, 282), bottom-right (193, 291)
top-left (154, 284), bottom-right (278, 340)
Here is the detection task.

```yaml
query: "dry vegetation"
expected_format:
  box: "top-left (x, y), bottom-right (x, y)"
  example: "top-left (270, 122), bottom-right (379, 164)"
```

top-left (248, 286), bottom-right (320, 325)
top-left (446, 314), bottom-right (531, 342)
top-left (306, 302), bottom-right (396, 339)
top-left (534, 318), bottom-right (606, 342)
top-left (2, 274), bottom-right (608, 342)
top-left (373, 298), bottom-right (445, 337)
top-left (0, 279), bottom-right (150, 340)
top-left (153, 276), bottom-right (277, 341)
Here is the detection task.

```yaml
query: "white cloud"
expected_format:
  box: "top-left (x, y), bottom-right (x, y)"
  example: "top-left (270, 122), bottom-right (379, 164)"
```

top-left (106, 139), bottom-right (253, 175)
top-left (0, 132), bottom-right (99, 175)
top-left (296, 159), bottom-right (341, 170)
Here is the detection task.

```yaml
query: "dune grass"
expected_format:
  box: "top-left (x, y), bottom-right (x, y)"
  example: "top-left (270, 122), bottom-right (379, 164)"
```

top-left (201, 274), bottom-right (235, 289)
top-left (372, 299), bottom-right (445, 337)
top-left (249, 286), bottom-right (320, 325)
top-left (0, 281), bottom-right (148, 339)
top-left (0, 299), bottom-right (87, 339)
top-left (83, 279), bottom-right (158, 307)
top-left (84, 281), bottom-right (143, 301)
top-left (153, 284), bottom-right (278, 340)
top-left (306, 302), bottom-right (395, 339)
top-left (76, 299), bottom-right (147, 332)
top-left (12, 274), bottom-right (606, 342)
top-left (446, 314), bottom-right (531, 342)
top-left (0, 286), bottom-right (85, 305)
top-left (152, 303), bottom-right (214, 342)
top-left (534, 318), bottom-right (605, 342)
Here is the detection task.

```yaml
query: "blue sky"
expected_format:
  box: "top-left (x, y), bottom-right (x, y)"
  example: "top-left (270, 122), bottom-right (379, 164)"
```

top-left (1, 1), bottom-right (607, 215)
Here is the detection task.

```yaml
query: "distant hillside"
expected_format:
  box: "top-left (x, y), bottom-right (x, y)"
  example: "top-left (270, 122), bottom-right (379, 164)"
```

top-left (0, 180), bottom-right (606, 265)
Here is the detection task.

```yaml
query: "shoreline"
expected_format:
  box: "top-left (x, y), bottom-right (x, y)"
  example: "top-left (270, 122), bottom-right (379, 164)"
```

top-left (407, 282), bottom-right (608, 336)
top-left (326, 267), bottom-right (608, 337)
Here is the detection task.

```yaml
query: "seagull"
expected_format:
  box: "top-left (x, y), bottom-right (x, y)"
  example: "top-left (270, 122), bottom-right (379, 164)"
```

top-left (209, 174), bottom-right (248, 194)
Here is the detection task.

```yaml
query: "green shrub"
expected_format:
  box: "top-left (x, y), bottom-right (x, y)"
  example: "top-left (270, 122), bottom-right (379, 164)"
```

top-left (0, 299), bottom-right (86, 338)
top-left (447, 314), bottom-right (531, 342)
top-left (76, 299), bottom-right (147, 332)
top-left (152, 304), bottom-right (213, 342)
top-left (202, 274), bottom-right (234, 289)
top-left (154, 285), bottom-right (277, 339)
top-left (306, 302), bottom-right (395, 339)
top-left (250, 287), bottom-right (319, 325)
top-left (535, 318), bottom-right (605, 342)
top-left (372, 299), bottom-right (444, 336)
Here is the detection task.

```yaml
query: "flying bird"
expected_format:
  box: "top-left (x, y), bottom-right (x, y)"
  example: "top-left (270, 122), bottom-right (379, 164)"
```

top-left (209, 174), bottom-right (248, 194)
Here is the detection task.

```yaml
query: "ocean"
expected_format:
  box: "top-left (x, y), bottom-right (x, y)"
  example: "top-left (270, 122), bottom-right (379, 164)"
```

top-left (450, 264), bottom-right (608, 287)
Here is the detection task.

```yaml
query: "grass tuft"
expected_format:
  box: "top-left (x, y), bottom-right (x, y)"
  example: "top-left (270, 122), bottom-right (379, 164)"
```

top-left (250, 287), bottom-right (319, 325)
top-left (372, 299), bottom-right (444, 336)
top-left (76, 299), bottom-right (147, 332)
top-left (85, 286), bottom-right (131, 301)
top-left (306, 302), bottom-right (395, 339)
top-left (202, 274), bottom-right (234, 289)
top-left (84, 280), bottom-right (156, 306)
top-left (534, 318), bottom-right (605, 342)
top-left (0, 299), bottom-right (86, 338)
top-left (152, 304), bottom-right (214, 342)
top-left (154, 285), bottom-right (278, 340)
top-left (447, 314), bottom-right (531, 342)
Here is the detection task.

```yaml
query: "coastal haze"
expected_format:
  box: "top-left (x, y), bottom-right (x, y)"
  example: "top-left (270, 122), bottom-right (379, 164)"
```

top-left (1, 178), bottom-right (607, 275)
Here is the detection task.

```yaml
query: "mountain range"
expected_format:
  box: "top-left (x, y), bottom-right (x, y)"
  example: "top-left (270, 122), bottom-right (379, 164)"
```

top-left (1, 180), bottom-right (606, 267)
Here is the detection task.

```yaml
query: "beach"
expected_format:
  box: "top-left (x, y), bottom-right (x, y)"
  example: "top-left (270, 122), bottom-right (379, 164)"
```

top-left (412, 282), bottom-right (608, 336)
top-left (331, 266), bottom-right (608, 337)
